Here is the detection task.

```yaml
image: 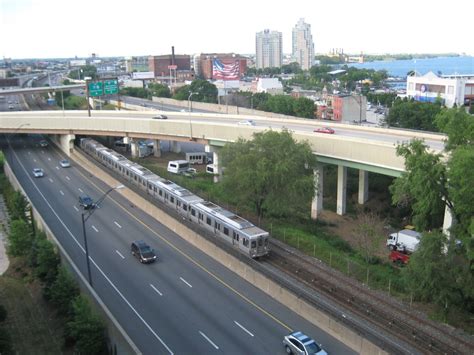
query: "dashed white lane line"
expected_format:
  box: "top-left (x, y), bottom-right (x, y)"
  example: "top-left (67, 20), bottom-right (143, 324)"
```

top-left (114, 221), bottom-right (122, 228)
top-left (33, 159), bottom-right (37, 162)
top-left (55, 166), bottom-right (59, 170)
top-left (48, 157), bottom-right (51, 161)
top-left (91, 225), bottom-right (99, 233)
top-left (59, 190), bottom-right (64, 196)
top-left (66, 176), bottom-right (71, 181)
top-left (28, 151), bottom-right (31, 155)
top-left (73, 206), bottom-right (79, 212)
top-left (234, 321), bottom-right (254, 337)
top-left (150, 284), bottom-right (163, 296)
top-left (78, 188), bottom-right (83, 193)
top-left (48, 178), bottom-right (54, 183)
top-left (199, 331), bottom-right (219, 350)
top-left (180, 277), bottom-right (192, 288)
top-left (115, 250), bottom-right (125, 259)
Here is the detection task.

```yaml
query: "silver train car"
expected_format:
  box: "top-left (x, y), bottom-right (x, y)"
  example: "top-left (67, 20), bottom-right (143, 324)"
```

top-left (80, 138), bottom-right (270, 258)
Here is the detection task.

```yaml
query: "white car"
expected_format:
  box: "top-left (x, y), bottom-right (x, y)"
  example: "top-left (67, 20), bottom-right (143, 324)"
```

top-left (60, 159), bottom-right (71, 168)
top-left (238, 120), bottom-right (256, 126)
top-left (39, 140), bottom-right (48, 147)
top-left (32, 168), bottom-right (44, 178)
top-left (283, 331), bottom-right (327, 355)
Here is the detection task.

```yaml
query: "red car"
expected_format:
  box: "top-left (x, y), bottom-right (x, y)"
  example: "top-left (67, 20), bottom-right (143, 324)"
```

top-left (314, 127), bottom-right (335, 134)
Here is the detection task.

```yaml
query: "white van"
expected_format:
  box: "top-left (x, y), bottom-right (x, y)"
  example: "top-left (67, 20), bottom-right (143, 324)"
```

top-left (167, 160), bottom-right (190, 174)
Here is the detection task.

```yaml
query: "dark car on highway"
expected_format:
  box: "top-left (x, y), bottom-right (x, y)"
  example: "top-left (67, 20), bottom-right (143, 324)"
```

top-left (78, 195), bottom-right (95, 210)
top-left (131, 240), bottom-right (157, 264)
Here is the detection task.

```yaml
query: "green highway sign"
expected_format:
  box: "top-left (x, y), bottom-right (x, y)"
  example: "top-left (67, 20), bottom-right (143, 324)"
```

top-left (88, 81), bottom-right (103, 97)
top-left (104, 79), bottom-right (119, 95)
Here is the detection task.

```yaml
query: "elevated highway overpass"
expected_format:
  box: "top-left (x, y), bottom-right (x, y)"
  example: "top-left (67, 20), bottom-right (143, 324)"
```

top-left (0, 110), bottom-right (448, 222)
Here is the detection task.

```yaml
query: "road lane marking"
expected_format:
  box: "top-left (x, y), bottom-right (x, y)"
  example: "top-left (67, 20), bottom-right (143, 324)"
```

top-left (78, 188), bottom-right (83, 193)
top-left (199, 331), bottom-right (219, 350)
top-left (114, 221), bottom-right (122, 228)
top-left (66, 176), bottom-right (70, 181)
top-left (9, 146), bottom-right (174, 354)
top-left (115, 250), bottom-right (125, 259)
top-left (33, 159), bottom-right (37, 162)
top-left (76, 168), bottom-right (292, 332)
top-left (180, 277), bottom-right (192, 288)
top-left (150, 284), bottom-right (163, 296)
top-left (48, 178), bottom-right (54, 183)
top-left (28, 151), bottom-right (31, 155)
top-left (55, 166), bottom-right (59, 170)
top-left (234, 321), bottom-right (254, 337)
top-left (73, 206), bottom-right (79, 211)
top-left (59, 190), bottom-right (64, 196)
top-left (91, 225), bottom-right (99, 232)
top-left (48, 157), bottom-right (51, 161)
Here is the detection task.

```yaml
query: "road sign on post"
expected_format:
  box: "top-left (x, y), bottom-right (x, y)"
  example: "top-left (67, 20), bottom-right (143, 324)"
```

top-left (104, 79), bottom-right (118, 95)
top-left (88, 81), bottom-right (103, 97)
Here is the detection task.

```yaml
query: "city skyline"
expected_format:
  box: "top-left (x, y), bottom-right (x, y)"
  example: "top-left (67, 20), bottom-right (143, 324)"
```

top-left (1, 0), bottom-right (473, 59)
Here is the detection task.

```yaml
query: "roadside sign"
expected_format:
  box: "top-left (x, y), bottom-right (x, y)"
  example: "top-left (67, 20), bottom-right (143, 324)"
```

top-left (104, 79), bottom-right (118, 95)
top-left (88, 81), bottom-right (103, 97)
top-left (168, 65), bottom-right (177, 70)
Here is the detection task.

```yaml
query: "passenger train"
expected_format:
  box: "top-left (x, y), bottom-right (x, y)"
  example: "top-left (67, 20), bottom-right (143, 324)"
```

top-left (80, 138), bottom-right (270, 258)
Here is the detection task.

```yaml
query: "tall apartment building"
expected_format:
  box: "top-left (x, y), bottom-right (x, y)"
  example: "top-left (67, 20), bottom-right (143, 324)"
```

top-left (255, 29), bottom-right (283, 69)
top-left (292, 18), bottom-right (314, 70)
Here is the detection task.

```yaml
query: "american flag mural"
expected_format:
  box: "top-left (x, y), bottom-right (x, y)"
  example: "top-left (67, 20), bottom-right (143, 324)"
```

top-left (212, 58), bottom-right (240, 80)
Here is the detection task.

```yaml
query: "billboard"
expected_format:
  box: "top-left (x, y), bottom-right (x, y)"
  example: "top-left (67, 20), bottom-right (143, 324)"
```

top-left (70, 59), bottom-right (87, 67)
top-left (132, 71), bottom-right (154, 80)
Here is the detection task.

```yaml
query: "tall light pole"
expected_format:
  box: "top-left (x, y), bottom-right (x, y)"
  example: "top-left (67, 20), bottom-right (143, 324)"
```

top-left (188, 92), bottom-right (197, 140)
top-left (81, 184), bottom-right (124, 287)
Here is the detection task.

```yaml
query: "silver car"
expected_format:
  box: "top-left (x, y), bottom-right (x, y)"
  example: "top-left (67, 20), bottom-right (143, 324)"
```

top-left (283, 331), bottom-right (327, 355)
top-left (60, 159), bottom-right (71, 168)
top-left (33, 168), bottom-right (44, 178)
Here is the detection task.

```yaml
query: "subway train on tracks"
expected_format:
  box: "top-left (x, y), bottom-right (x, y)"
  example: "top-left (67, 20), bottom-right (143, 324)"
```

top-left (80, 138), bottom-right (270, 258)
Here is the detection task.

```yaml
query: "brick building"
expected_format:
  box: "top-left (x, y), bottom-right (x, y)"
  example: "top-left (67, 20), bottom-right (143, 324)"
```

top-left (148, 54), bottom-right (191, 77)
top-left (195, 53), bottom-right (247, 80)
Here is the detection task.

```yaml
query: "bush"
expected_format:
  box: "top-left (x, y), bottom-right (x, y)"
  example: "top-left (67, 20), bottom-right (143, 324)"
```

top-left (7, 219), bottom-right (33, 257)
top-left (66, 296), bottom-right (108, 355)
top-left (0, 304), bottom-right (6, 322)
top-left (33, 234), bottom-right (60, 285)
top-left (48, 267), bottom-right (79, 314)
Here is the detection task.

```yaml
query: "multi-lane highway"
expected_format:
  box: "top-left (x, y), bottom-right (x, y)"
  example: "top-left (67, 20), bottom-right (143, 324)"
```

top-left (2, 134), bottom-right (355, 354)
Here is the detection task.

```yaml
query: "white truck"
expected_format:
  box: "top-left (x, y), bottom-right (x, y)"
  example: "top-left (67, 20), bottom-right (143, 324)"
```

top-left (386, 229), bottom-right (421, 253)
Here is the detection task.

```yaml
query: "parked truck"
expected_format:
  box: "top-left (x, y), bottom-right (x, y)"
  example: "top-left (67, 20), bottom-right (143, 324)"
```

top-left (386, 229), bottom-right (421, 253)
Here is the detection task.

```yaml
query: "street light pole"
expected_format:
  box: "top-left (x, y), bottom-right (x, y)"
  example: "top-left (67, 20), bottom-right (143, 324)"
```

top-left (188, 92), bottom-right (197, 140)
top-left (80, 184), bottom-right (124, 287)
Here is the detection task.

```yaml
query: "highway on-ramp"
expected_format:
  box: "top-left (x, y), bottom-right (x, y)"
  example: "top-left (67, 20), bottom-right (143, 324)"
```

top-left (2, 135), bottom-right (355, 355)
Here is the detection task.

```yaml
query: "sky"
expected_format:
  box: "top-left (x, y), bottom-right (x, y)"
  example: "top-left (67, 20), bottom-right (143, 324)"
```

top-left (1, 0), bottom-right (473, 59)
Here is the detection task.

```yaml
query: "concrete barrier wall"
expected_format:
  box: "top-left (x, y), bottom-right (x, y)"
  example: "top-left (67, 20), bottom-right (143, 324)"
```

top-left (71, 148), bottom-right (386, 355)
top-left (3, 161), bottom-right (140, 355)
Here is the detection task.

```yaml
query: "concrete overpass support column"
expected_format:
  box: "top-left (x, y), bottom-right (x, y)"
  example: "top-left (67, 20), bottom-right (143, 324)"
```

top-left (337, 165), bottom-right (347, 215)
top-left (442, 204), bottom-right (454, 236)
top-left (153, 139), bottom-right (161, 157)
top-left (170, 141), bottom-right (181, 154)
top-left (205, 145), bottom-right (222, 183)
top-left (130, 140), bottom-right (139, 159)
top-left (59, 134), bottom-right (75, 157)
top-left (311, 165), bottom-right (324, 220)
top-left (358, 170), bottom-right (369, 205)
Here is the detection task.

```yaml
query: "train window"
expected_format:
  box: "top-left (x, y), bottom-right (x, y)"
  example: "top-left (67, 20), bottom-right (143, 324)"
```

top-left (142, 180), bottom-right (146, 186)
top-left (165, 193), bottom-right (168, 200)
top-left (251, 241), bottom-right (257, 248)
top-left (206, 217), bottom-right (211, 225)
top-left (258, 238), bottom-right (263, 246)
top-left (243, 238), bottom-right (248, 247)
top-left (264, 238), bottom-right (268, 246)
top-left (170, 196), bottom-right (174, 203)
top-left (232, 232), bottom-right (239, 241)
top-left (191, 208), bottom-right (196, 217)
top-left (159, 189), bottom-right (162, 196)
top-left (148, 183), bottom-right (152, 189)
top-left (154, 187), bottom-right (157, 192)
top-left (198, 212), bottom-right (203, 220)
top-left (126, 171), bottom-right (129, 176)
top-left (134, 176), bottom-right (137, 181)
top-left (223, 227), bottom-right (229, 236)
top-left (183, 204), bottom-right (188, 211)
top-left (215, 222), bottom-right (220, 230)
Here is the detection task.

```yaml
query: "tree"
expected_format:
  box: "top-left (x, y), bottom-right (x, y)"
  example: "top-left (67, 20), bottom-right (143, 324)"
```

top-left (148, 83), bottom-right (171, 98)
top-left (220, 130), bottom-right (317, 219)
top-left (293, 97), bottom-right (315, 118)
top-left (386, 98), bottom-right (442, 131)
top-left (49, 267), bottom-right (80, 314)
top-left (33, 234), bottom-right (60, 285)
top-left (172, 79), bottom-right (218, 103)
top-left (353, 210), bottom-right (386, 263)
top-left (66, 296), bottom-right (108, 355)
top-left (9, 191), bottom-right (28, 222)
top-left (7, 219), bottom-right (33, 257)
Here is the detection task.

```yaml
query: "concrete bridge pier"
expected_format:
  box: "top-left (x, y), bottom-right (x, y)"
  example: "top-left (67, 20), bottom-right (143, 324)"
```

top-left (337, 165), bottom-right (347, 215)
top-left (153, 139), bottom-right (161, 157)
top-left (311, 165), bottom-right (324, 220)
top-left (51, 134), bottom-right (75, 156)
top-left (130, 140), bottom-right (139, 158)
top-left (358, 170), bottom-right (369, 204)
top-left (205, 145), bottom-right (221, 183)
top-left (170, 141), bottom-right (181, 154)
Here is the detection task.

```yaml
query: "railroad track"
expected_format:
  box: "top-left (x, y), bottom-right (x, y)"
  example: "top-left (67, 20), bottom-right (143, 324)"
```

top-left (263, 239), bottom-right (473, 354)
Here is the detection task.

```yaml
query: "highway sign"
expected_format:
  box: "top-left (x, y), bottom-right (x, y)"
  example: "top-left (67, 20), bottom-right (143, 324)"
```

top-left (88, 81), bottom-right (103, 97)
top-left (104, 79), bottom-right (118, 95)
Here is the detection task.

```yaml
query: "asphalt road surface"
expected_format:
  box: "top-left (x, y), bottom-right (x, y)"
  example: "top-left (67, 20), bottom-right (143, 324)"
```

top-left (2, 134), bottom-right (356, 355)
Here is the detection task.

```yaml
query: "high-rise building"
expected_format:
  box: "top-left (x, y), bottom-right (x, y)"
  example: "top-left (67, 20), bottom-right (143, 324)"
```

top-left (292, 18), bottom-right (315, 70)
top-left (255, 29), bottom-right (283, 69)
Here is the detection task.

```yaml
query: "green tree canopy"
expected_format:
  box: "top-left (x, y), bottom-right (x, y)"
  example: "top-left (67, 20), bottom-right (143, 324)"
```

top-left (49, 267), bottom-right (80, 314)
top-left (386, 98), bottom-right (442, 131)
top-left (7, 219), bottom-right (33, 257)
top-left (148, 83), bottom-right (171, 98)
top-left (220, 130), bottom-right (317, 219)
